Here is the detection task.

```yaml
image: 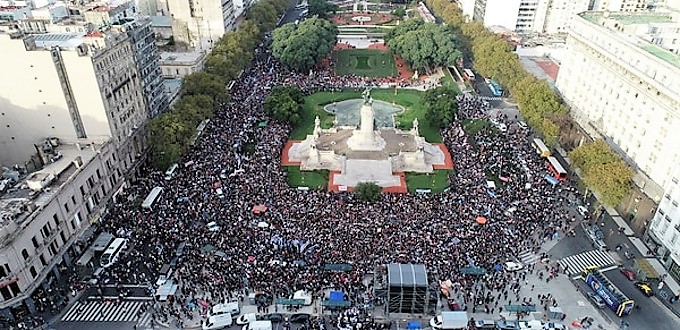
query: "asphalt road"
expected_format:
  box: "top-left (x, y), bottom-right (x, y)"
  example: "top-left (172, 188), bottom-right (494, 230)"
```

top-left (549, 208), bottom-right (680, 329)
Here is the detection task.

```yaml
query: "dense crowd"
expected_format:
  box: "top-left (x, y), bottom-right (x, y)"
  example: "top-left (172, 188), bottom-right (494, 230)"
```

top-left (88, 40), bottom-right (583, 328)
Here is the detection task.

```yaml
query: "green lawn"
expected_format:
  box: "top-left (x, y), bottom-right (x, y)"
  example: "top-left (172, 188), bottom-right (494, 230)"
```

top-left (405, 170), bottom-right (453, 193)
top-left (290, 88), bottom-right (442, 143)
top-left (334, 49), bottom-right (398, 77)
top-left (285, 166), bottom-right (328, 189)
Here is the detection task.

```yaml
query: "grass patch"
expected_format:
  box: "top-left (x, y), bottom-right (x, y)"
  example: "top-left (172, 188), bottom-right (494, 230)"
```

top-left (405, 170), bottom-right (453, 193)
top-left (291, 89), bottom-right (442, 143)
top-left (462, 119), bottom-right (495, 136)
top-left (440, 68), bottom-right (457, 88)
top-left (285, 166), bottom-right (329, 189)
top-left (334, 49), bottom-right (398, 77)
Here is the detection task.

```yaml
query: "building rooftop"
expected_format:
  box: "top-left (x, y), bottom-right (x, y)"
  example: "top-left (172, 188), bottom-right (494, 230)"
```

top-left (580, 11), bottom-right (680, 69)
top-left (150, 15), bottom-right (171, 28)
top-left (160, 51), bottom-right (206, 64)
top-left (0, 142), bottom-right (102, 248)
top-left (32, 32), bottom-right (84, 49)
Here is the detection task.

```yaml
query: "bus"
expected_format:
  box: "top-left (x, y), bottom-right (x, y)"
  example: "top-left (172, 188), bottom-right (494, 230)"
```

top-left (487, 79), bottom-right (503, 97)
top-left (585, 271), bottom-right (635, 317)
top-left (532, 138), bottom-right (551, 158)
top-left (463, 68), bottom-right (476, 81)
top-left (546, 156), bottom-right (567, 181)
top-left (141, 186), bottom-right (163, 209)
top-left (100, 238), bottom-right (128, 268)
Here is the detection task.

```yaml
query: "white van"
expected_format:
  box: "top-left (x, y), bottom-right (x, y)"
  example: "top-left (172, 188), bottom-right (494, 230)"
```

top-left (242, 320), bottom-right (272, 330)
top-left (164, 163), bottom-right (179, 180)
top-left (209, 302), bottom-right (240, 317)
top-left (202, 313), bottom-right (232, 330)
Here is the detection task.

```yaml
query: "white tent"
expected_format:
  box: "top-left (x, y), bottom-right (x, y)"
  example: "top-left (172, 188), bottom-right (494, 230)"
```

top-left (441, 311), bottom-right (468, 329)
top-left (293, 290), bottom-right (312, 305)
top-left (155, 280), bottom-right (178, 301)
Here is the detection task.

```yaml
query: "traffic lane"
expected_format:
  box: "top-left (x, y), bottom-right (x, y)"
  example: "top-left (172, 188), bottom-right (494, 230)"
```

top-left (548, 222), bottom-right (597, 259)
top-left (603, 268), bottom-right (680, 330)
top-left (53, 321), bottom-right (138, 330)
top-left (280, 8), bottom-right (304, 25)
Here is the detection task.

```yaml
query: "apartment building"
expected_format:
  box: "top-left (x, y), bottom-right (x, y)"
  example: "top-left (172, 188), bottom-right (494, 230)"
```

top-left (0, 26), bottom-right (148, 172)
top-left (0, 140), bottom-right (126, 321)
top-left (166, 0), bottom-right (237, 50)
top-left (647, 166), bottom-right (680, 283)
top-left (555, 11), bottom-right (680, 201)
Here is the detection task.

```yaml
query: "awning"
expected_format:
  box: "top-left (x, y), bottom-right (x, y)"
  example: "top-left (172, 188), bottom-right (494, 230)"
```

top-left (634, 258), bottom-right (658, 280)
top-left (76, 248), bottom-right (94, 266)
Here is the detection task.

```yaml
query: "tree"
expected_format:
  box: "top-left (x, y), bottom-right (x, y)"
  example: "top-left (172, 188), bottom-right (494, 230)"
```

top-left (182, 72), bottom-right (229, 106)
top-left (263, 86), bottom-right (305, 125)
top-left (272, 18), bottom-right (338, 72)
top-left (247, 1), bottom-right (279, 33)
top-left (385, 20), bottom-right (462, 71)
top-left (355, 182), bottom-right (382, 202)
top-left (308, 0), bottom-right (338, 18)
top-left (392, 7), bottom-right (406, 19)
top-left (424, 86), bottom-right (459, 127)
top-left (569, 140), bottom-right (634, 206)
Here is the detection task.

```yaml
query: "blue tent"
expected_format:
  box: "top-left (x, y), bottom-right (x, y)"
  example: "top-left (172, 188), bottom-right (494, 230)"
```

top-left (407, 320), bottom-right (421, 329)
top-left (329, 291), bottom-right (344, 301)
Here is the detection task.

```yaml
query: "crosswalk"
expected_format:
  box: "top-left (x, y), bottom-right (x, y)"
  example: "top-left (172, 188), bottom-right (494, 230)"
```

top-left (480, 96), bottom-right (503, 101)
top-left (559, 249), bottom-right (616, 276)
top-left (61, 300), bottom-right (145, 322)
top-left (518, 250), bottom-right (540, 265)
top-left (137, 312), bottom-right (154, 329)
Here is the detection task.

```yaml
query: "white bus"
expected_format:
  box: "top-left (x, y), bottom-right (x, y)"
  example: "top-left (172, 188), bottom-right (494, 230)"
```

top-left (100, 238), bottom-right (128, 268)
top-left (532, 138), bottom-right (551, 158)
top-left (463, 68), bottom-right (476, 81)
top-left (141, 187), bottom-right (163, 209)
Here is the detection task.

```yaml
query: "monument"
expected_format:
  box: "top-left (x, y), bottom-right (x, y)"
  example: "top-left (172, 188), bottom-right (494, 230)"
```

top-left (284, 88), bottom-right (453, 191)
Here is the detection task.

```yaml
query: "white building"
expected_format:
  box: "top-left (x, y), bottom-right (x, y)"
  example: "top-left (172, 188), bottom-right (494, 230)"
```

top-left (555, 11), bottom-right (680, 201)
top-left (0, 26), bottom-right (148, 171)
top-left (0, 141), bottom-right (126, 320)
top-left (647, 166), bottom-right (680, 283)
top-left (458, 0), bottom-right (599, 34)
top-left (166, 0), bottom-right (236, 51)
top-left (591, 0), bottom-right (650, 11)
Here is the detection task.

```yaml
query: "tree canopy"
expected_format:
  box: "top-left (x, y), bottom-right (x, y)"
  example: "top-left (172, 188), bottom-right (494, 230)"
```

top-left (308, 0), bottom-right (338, 18)
top-left (424, 86), bottom-right (459, 128)
top-left (569, 140), bottom-right (634, 206)
top-left (385, 19), bottom-right (462, 71)
top-left (263, 86), bottom-right (305, 125)
top-left (272, 18), bottom-right (338, 72)
top-left (355, 182), bottom-right (382, 202)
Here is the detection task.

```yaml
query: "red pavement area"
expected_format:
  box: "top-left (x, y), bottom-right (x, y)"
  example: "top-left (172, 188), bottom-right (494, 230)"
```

top-left (432, 144), bottom-right (455, 170)
top-left (534, 59), bottom-right (559, 81)
top-left (280, 140), bottom-right (301, 166)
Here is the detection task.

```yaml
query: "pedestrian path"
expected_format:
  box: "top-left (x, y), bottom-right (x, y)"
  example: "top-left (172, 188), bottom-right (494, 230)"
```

top-left (518, 250), bottom-right (540, 265)
top-left (559, 249), bottom-right (616, 276)
top-left (60, 300), bottom-right (144, 322)
top-left (137, 311), bottom-right (153, 329)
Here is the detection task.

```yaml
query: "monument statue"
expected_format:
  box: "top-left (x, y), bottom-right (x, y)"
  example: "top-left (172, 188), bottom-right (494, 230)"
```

top-left (347, 88), bottom-right (386, 151)
top-left (412, 118), bottom-right (419, 136)
top-left (362, 88), bottom-right (372, 105)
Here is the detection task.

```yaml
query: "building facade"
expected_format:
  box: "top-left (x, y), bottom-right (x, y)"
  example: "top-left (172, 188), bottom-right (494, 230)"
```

top-left (0, 27), bottom-right (148, 172)
top-left (555, 11), bottom-right (680, 201)
top-left (166, 0), bottom-right (236, 50)
top-left (159, 50), bottom-right (206, 78)
top-left (647, 166), bottom-right (680, 283)
top-left (0, 141), bottom-right (125, 321)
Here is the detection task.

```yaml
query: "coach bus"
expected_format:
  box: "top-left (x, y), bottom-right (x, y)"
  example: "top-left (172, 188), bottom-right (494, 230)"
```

top-left (463, 68), bottom-right (476, 81)
top-left (141, 186), bottom-right (163, 209)
top-left (532, 138), bottom-right (551, 158)
top-left (100, 238), bottom-right (128, 268)
top-left (546, 156), bottom-right (567, 181)
top-left (585, 271), bottom-right (635, 317)
top-left (487, 79), bottom-right (503, 97)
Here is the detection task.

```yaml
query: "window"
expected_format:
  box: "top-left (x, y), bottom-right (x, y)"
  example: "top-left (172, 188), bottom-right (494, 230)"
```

top-left (32, 236), bottom-right (39, 248)
top-left (21, 249), bottom-right (29, 261)
top-left (0, 264), bottom-right (8, 278)
top-left (39, 255), bottom-right (46, 266)
top-left (63, 203), bottom-right (69, 213)
top-left (52, 213), bottom-right (59, 224)
top-left (673, 200), bottom-right (679, 207)
top-left (29, 266), bottom-right (37, 279)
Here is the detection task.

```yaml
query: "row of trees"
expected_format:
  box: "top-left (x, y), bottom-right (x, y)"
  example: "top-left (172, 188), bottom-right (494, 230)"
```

top-left (385, 19), bottom-right (462, 71)
top-left (569, 140), bottom-right (634, 206)
top-left (263, 86), bottom-right (306, 125)
top-left (148, 0), bottom-right (289, 169)
top-left (423, 86), bottom-right (459, 127)
top-left (272, 18), bottom-right (338, 72)
top-left (426, 0), bottom-right (632, 206)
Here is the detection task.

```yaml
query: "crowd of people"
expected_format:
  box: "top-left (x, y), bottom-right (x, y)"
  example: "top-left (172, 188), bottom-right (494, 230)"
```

top-left (84, 39), bottom-right (586, 328)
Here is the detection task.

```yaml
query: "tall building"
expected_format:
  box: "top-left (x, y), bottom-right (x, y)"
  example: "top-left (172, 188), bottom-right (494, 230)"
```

top-left (591, 0), bottom-right (651, 11)
top-left (459, 0), bottom-right (599, 34)
top-left (111, 17), bottom-right (168, 117)
top-left (0, 25), bottom-right (149, 172)
top-left (647, 166), bottom-right (680, 283)
top-left (166, 0), bottom-right (236, 50)
top-left (0, 140), bottom-right (127, 321)
top-left (555, 11), bottom-right (680, 201)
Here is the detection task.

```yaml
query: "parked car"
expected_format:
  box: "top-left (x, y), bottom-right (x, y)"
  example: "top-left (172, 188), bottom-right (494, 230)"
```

top-left (474, 320), bottom-right (496, 329)
top-left (577, 205), bottom-right (589, 218)
top-left (543, 323), bottom-right (567, 330)
top-left (586, 292), bottom-right (606, 308)
top-left (620, 268), bottom-right (636, 281)
top-left (504, 261), bottom-right (524, 272)
top-left (497, 320), bottom-right (520, 330)
top-left (635, 282), bottom-right (654, 296)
